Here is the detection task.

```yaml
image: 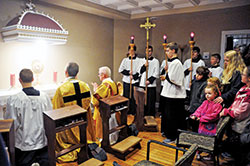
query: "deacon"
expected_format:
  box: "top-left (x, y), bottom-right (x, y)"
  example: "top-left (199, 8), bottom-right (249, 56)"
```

top-left (52, 62), bottom-right (96, 162)
top-left (119, 45), bottom-right (142, 115)
top-left (138, 45), bottom-right (159, 116)
top-left (92, 66), bottom-right (118, 144)
top-left (5, 69), bottom-right (52, 166)
top-left (160, 42), bottom-right (186, 143)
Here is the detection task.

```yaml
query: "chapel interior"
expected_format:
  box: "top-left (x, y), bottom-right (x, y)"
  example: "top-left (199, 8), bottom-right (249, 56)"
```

top-left (0, 0), bottom-right (250, 165)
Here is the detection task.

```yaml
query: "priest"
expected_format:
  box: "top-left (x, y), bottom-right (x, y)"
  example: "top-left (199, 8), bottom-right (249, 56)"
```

top-left (91, 66), bottom-right (118, 144)
top-left (52, 62), bottom-right (96, 162)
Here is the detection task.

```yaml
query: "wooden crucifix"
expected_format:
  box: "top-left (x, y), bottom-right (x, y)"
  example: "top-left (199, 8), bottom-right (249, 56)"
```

top-left (140, 17), bottom-right (156, 105)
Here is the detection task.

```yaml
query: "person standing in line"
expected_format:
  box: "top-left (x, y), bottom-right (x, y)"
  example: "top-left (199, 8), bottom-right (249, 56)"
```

top-left (119, 45), bottom-right (142, 115)
top-left (160, 42), bottom-right (186, 143)
top-left (183, 46), bottom-right (205, 102)
top-left (138, 45), bottom-right (159, 117)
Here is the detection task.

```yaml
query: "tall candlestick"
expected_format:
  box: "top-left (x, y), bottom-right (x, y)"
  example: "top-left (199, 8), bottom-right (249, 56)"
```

top-left (163, 34), bottom-right (167, 43)
top-left (10, 74), bottom-right (15, 87)
top-left (130, 35), bottom-right (135, 44)
top-left (190, 32), bottom-right (195, 41)
top-left (53, 71), bottom-right (57, 83)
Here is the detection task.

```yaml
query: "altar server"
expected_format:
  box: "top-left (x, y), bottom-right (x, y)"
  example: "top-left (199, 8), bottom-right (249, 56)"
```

top-left (5, 69), bottom-right (52, 166)
top-left (119, 45), bottom-right (142, 115)
top-left (160, 42), bottom-right (186, 143)
top-left (209, 53), bottom-right (223, 79)
top-left (183, 46), bottom-right (205, 91)
top-left (138, 45), bottom-right (159, 116)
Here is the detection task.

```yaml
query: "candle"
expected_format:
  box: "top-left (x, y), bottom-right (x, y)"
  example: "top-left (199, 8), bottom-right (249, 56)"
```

top-left (10, 74), bottom-right (15, 87)
top-left (190, 32), bottom-right (195, 41)
top-left (130, 35), bottom-right (135, 44)
top-left (53, 71), bottom-right (57, 83)
top-left (163, 34), bottom-right (167, 43)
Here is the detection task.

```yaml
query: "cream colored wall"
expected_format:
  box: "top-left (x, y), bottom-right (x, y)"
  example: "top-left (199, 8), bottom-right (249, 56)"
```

top-left (0, 0), bottom-right (113, 90)
top-left (113, 5), bottom-right (250, 83)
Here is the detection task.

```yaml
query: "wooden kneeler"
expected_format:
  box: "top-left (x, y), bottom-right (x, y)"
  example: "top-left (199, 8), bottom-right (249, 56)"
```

top-left (134, 87), bottom-right (158, 131)
top-left (99, 95), bottom-right (142, 160)
top-left (43, 105), bottom-right (88, 166)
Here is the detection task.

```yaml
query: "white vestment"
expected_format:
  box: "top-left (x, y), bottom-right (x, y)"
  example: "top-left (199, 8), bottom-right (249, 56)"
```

top-left (161, 58), bottom-right (186, 99)
top-left (118, 56), bottom-right (143, 84)
top-left (139, 58), bottom-right (160, 87)
top-left (5, 91), bottom-right (52, 151)
top-left (209, 66), bottom-right (223, 80)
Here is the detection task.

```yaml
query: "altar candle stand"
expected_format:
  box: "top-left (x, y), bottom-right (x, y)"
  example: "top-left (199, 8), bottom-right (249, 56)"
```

top-left (189, 32), bottom-right (195, 85)
top-left (129, 35), bottom-right (135, 99)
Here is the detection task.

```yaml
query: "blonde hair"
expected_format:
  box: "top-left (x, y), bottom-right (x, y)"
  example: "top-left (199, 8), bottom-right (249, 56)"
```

top-left (207, 77), bottom-right (221, 90)
top-left (205, 85), bottom-right (220, 98)
top-left (221, 50), bottom-right (246, 84)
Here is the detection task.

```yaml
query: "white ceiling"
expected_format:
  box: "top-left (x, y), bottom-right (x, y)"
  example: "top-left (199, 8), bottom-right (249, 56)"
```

top-left (38, 0), bottom-right (250, 19)
top-left (84, 0), bottom-right (239, 14)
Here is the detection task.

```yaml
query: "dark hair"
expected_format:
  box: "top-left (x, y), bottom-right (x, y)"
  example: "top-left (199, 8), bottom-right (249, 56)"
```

top-left (66, 62), bottom-right (79, 77)
top-left (211, 53), bottom-right (221, 62)
top-left (196, 66), bottom-right (209, 80)
top-left (19, 69), bottom-right (33, 83)
top-left (128, 45), bottom-right (137, 51)
top-left (193, 46), bottom-right (200, 53)
top-left (167, 42), bottom-right (178, 53)
top-left (146, 45), bottom-right (153, 52)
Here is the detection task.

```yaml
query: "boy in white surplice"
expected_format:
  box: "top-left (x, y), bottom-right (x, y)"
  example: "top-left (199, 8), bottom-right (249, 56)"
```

top-left (138, 45), bottom-right (159, 117)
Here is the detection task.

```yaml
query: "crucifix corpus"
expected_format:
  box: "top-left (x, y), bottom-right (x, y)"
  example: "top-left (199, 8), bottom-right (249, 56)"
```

top-left (140, 17), bottom-right (156, 105)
